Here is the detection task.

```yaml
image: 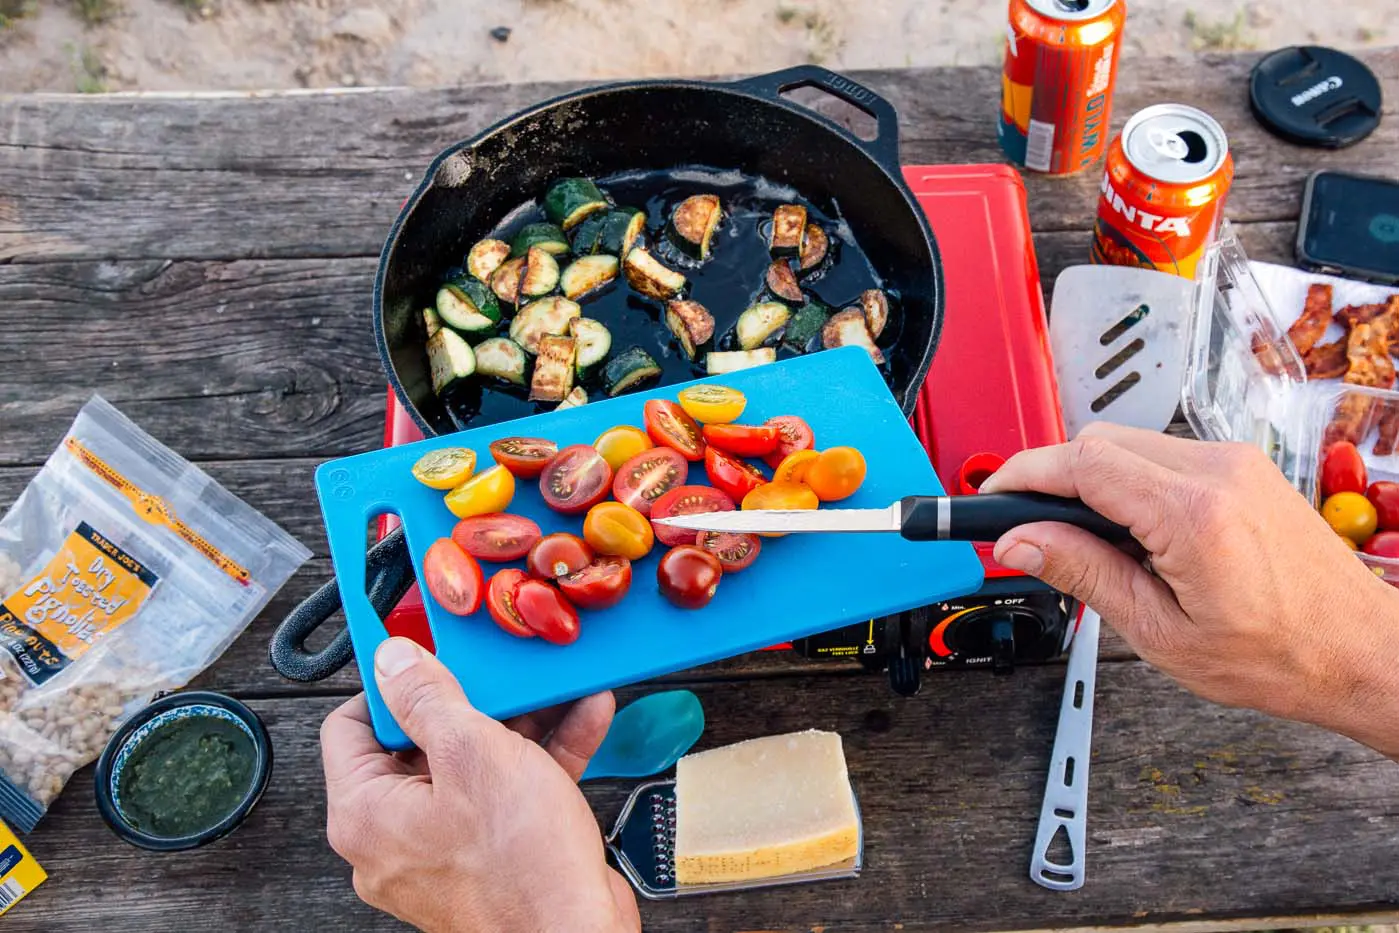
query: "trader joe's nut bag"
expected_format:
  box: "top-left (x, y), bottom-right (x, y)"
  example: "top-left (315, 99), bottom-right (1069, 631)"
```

top-left (0, 396), bottom-right (310, 831)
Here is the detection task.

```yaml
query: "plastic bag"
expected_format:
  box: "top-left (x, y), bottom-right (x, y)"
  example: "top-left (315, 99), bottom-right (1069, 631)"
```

top-left (0, 396), bottom-right (310, 831)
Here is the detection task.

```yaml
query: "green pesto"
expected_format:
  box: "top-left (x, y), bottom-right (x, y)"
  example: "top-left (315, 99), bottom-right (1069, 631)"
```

top-left (116, 717), bottom-right (256, 838)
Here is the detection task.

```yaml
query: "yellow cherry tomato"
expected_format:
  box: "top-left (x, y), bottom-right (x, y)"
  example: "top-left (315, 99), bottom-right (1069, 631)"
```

top-left (444, 464), bottom-right (515, 519)
top-left (805, 446), bottom-right (867, 502)
top-left (741, 481), bottom-right (819, 538)
top-left (411, 447), bottom-right (476, 490)
top-left (677, 385), bottom-right (746, 425)
top-left (772, 449), bottom-right (820, 485)
top-left (593, 425), bottom-right (653, 471)
top-left (583, 501), bottom-right (655, 560)
top-left (1321, 491), bottom-right (1377, 544)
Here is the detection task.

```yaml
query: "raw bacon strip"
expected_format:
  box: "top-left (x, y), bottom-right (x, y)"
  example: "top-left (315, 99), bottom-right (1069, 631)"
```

top-left (1303, 340), bottom-right (1349, 379)
top-left (1375, 405), bottom-right (1399, 457)
top-left (1287, 283), bottom-right (1333, 355)
top-left (1344, 322), bottom-right (1396, 389)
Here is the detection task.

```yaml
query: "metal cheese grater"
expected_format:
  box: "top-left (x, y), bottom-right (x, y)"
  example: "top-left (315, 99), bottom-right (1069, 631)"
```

top-left (605, 779), bottom-right (864, 900)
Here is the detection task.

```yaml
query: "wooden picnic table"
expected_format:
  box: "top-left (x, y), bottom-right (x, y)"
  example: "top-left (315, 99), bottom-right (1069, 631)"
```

top-left (3, 47), bottom-right (1398, 933)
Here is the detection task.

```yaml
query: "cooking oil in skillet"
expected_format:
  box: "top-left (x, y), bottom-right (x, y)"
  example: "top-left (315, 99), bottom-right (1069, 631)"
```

top-left (441, 166), bottom-right (896, 430)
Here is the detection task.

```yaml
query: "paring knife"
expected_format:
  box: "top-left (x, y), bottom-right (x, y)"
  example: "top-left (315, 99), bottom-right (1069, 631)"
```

top-left (652, 493), bottom-right (1129, 543)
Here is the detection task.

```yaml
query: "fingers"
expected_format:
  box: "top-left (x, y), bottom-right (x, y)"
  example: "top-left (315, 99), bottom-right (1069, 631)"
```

top-left (504, 704), bottom-right (570, 745)
top-left (1075, 422), bottom-right (1202, 472)
top-left (544, 692), bottom-right (616, 782)
top-left (321, 694), bottom-right (404, 789)
top-left (373, 637), bottom-right (481, 758)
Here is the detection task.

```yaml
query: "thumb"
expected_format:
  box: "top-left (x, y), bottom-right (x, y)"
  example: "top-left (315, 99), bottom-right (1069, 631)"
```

top-left (374, 637), bottom-right (479, 753)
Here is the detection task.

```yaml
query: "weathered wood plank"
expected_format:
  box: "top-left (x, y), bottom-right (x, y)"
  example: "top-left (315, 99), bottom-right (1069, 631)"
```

top-left (3, 51), bottom-right (1394, 263)
top-left (20, 665), bottom-right (1399, 932)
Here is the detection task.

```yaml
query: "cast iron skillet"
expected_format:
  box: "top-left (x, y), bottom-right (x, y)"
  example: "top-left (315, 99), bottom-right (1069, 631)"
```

top-left (271, 65), bottom-right (945, 683)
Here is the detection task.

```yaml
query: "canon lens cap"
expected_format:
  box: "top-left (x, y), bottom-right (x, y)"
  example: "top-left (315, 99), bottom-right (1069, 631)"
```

top-left (1250, 46), bottom-right (1382, 148)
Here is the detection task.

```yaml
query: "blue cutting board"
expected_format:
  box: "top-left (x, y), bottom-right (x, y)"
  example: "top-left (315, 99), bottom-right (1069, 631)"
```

top-left (315, 347), bottom-right (984, 749)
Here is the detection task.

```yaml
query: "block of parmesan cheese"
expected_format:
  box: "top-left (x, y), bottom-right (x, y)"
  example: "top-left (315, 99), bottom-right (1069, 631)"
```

top-left (673, 729), bottom-right (859, 885)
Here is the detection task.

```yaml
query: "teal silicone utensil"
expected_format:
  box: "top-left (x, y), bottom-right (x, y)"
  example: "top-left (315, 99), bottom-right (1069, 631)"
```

top-left (582, 690), bottom-right (705, 782)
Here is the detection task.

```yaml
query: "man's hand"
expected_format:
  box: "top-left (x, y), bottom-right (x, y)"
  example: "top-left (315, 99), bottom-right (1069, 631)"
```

top-left (320, 637), bottom-right (642, 933)
top-left (981, 423), bottom-right (1399, 758)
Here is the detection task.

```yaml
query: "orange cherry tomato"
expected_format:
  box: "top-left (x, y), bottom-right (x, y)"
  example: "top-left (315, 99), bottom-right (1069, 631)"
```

top-left (805, 446), bottom-right (867, 502)
top-left (583, 502), bottom-right (655, 560)
top-left (772, 449), bottom-right (819, 485)
top-left (741, 481), bottom-right (818, 537)
top-left (1321, 491), bottom-right (1378, 544)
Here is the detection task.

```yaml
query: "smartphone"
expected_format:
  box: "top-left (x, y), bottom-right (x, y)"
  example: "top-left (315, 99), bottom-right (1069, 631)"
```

top-left (1297, 170), bottom-right (1399, 285)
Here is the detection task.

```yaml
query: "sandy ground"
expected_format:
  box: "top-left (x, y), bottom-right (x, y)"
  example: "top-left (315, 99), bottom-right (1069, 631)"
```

top-left (0, 0), bottom-right (1391, 94)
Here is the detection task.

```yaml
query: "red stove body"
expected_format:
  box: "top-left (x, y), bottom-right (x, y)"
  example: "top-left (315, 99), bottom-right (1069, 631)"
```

top-left (376, 164), bottom-right (1072, 685)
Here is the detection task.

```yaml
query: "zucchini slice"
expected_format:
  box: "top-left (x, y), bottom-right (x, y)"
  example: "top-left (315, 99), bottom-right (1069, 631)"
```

top-left (623, 248), bottom-right (686, 299)
top-left (436, 276), bottom-right (502, 336)
top-left (468, 239), bottom-right (511, 282)
top-left (490, 256), bottom-right (527, 305)
top-left (765, 260), bottom-right (804, 304)
top-left (668, 194), bottom-right (721, 259)
top-left (603, 347), bottom-right (663, 397)
top-left (473, 336), bottom-right (528, 386)
top-left (860, 289), bottom-right (890, 338)
top-left (511, 222), bottom-right (570, 257)
top-left (598, 207), bottom-right (647, 257)
top-left (427, 327), bottom-right (476, 394)
top-left (529, 335), bottom-right (577, 402)
top-left (664, 299), bottom-right (715, 360)
top-left (823, 307), bottom-right (885, 364)
top-left (556, 386), bottom-right (589, 410)
top-left (422, 306), bottom-right (443, 339)
top-left (509, 296), bottom-right (582, 354)
top-left (561, 254), bottom-right (620, 300)
top-left (569, 317), bottom-right (612, 377)
top-left (706, 348), bottom-right (776, 375)
top-left (570, 212), bottom-right (608, 255)
top-left (520, 246), bottom-right (561, 298)
top-left (736, 301), bottom-right (791, 350)
top-left (799, 223), bottom-right (829, 273)
top-left (783, 301), bottom-right (830, 352)
top-left (769, 204), bottom-right (807, 255)
top-left (544, 177), bottom-right (609, 230)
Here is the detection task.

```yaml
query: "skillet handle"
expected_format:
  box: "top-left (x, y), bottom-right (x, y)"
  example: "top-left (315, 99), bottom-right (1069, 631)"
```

top-left (729, 66), bottom-right (901, 171)
top-left (268, 529), bottom-right (416, 682)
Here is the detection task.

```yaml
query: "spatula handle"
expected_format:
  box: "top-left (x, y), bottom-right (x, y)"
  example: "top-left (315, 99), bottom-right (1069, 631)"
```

top-left (900, 493), bottom-right (1131, 543)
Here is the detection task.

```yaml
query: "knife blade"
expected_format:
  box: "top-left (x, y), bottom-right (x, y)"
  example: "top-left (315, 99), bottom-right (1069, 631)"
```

top-left (652, 493), bottom-right (1131, 543)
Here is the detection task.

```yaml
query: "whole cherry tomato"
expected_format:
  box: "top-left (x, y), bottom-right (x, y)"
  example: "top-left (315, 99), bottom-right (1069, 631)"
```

top-left (1367, 481), bottom-right (1399, 531)
top-left (558, 556), bottom-right (633, 610)
top-left (527, 533), bottom-right (594, 580)
top-left (657, 546), bottom-right (723, 609)
top-left (804, 446), bottom-right (867, 501)
top-left (701, 423), bottom-right (779, 457)
top-left (512, 579), bottom-right (581, 645)
top-left (583, 502), bottom-right (655, 560)
top-left (486, 569), bottom-right (533, 638)
top-left (1321, 491), bottom-right (1378, 544)
top-left (1321, 442), bottom-right (1367, 499)
top-left (1362, 530), bottom-right (1399, 558)
top-left (704, 446), bottom-right (768, 503)
top-left (422, 538), bottom-right (484, 616)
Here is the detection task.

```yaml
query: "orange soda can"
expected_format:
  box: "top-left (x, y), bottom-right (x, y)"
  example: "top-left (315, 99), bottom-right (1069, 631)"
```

top-left (999, 0), bottom-right (1126, 175)
top-left (1090, 103), bottom-right (1235, 279)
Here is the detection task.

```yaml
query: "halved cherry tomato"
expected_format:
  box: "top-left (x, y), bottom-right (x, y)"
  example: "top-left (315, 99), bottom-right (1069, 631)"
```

top-left (651, 485), bottom-right (736, 547)
top-left (613, 447), bottom-right (689, 516)
top-left (558, 556), bottom-right (633, 610)
top-left (1321, 441), bottom-right (1367, 499)
top-left (657, 546), bottom-right (722, 609)
top-left (1363, 530), bottom-right (1399, 558)
top-left (539, 444), bottom-right (614, 514)
top-left (594, 425), bottom-right (653, 471)
top-left (527, 532), bottom-right (594, 580)
top-left (762, 415), bottom-right (815, 469)
top-left (583, 502), bottom-right (655, 560)
top-left (486, 569), bottom-right (533, 638)
top-left (701, 423), bottom-right (779, 457)
top-left (677, 384), bottom-right (746, 425)
top-left (742, 481), bottom-right (819, 537)
top-left (422, 538), bottom-right (484, 615)
top-left (489, 437), bottom-right (559, 478)
top-left (513, 579), bottom-right (581, 645)
top-left (1322, 491), bottom-right (1378, 544)
top-left (805, 446), bottom-right (867, 502)
top-left (772, 449), bottom-right (819, 485)
top-left (696, 530), bottom-right (761, 573)
top-left (1368, 481), bottom-right (1399, 531)
top-left (444, 464), bottom-right (516, 519)
top-left (644, 399), bottom-right (706, 461)
top-left (451, 513), bottom-right (541, 562)
top-left (704, 446), bottom-right (768, 503)
top-left (412, 447), bottom-right (476, 490)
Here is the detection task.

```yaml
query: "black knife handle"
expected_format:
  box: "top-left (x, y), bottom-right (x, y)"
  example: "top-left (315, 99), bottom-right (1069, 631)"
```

top-left (899, 494), bottom-right (1132, 544)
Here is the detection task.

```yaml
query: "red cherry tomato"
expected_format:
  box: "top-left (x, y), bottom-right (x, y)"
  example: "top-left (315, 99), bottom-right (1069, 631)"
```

top-left (657, 546), bottom-right (723, 609)
top-left (701, 423), bottom-right (779, 457)
top-left (612, 447), bottom-right (689, 516)
top-left (1363, 531), bottom-right (1399, 558)
top-left (489, 437), bottom-right (559, 478)
top-left (486, 569), bottom-right (533, 638)
top-left (762, 415), bottom-right (815, 470)
top-left (1321, 442), bottom-right (1367, 499)
top-left (696, 530), bottom-right (761, 573)
top-left (539, 444), bottom-right (613, 514)
top-left (703, 446), bottom-right (768, 503)
top-left (643, 399), bottom-right (706, 461)
top-left (1367, 481), bottom-right (1399, 531)
top-left (450, 513), bottom-right (542, 562)
top-left (527, 532), bottom-right (594, 580)
top-left (558, 556), bottom-right (633, 610)
top-left (650, 485), bottom-right (736, 547)
top-left (422, 538), bottom-right (484, 616)
top-left (512, 579), bottom-right (581, 645)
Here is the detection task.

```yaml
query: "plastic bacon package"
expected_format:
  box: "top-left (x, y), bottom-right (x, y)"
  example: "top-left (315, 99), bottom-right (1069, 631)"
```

top-left (0, 397), bottom-right (310, 831)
